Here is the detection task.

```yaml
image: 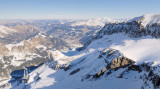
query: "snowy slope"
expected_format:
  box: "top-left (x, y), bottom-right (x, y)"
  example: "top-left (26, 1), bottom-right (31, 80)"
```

top-left (128, 13), bottom-right (160, 27)
top-left (87, 33), bottom-right (160, 65)
top-left (0, 25), bottom-right (16, 38)
top-left (8, 33), bottom-right (160, 89)
top-left (3, 14), bottom-right (160, 89)
top-left (0, 32), bottom-right (70, 82)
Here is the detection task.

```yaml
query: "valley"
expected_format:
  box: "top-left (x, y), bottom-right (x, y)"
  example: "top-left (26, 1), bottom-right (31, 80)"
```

top-left (1, 13), bottom-right (160, 89)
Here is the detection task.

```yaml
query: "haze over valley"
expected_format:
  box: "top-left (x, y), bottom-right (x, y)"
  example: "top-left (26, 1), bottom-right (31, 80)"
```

top-left (0, 0), bottom-right (160, 89)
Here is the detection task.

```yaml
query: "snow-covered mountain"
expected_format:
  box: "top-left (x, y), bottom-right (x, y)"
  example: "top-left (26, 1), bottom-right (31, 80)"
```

top-left (0, 27), bottom-right (70, 82)
top-left (0, 18), bottom-right (112, 83)
top-left (2, 14), bottom-right (160, 89)
top-left (0, 25), bottom-right (39, 44)
top-left (70, 18), bottom-right (116, 26)
top-left (83, 14), bottom-right (160, 49)
top-left (0, 18), bottom-right (115, 48)
top-left (0, 26), bottom-right (16, 38)
top-left (2, 13), bottom-right (160, 89)
top-left (128, 14), bottom-right (160, 27)
top-left (7, 34), bottom-right (160, 89)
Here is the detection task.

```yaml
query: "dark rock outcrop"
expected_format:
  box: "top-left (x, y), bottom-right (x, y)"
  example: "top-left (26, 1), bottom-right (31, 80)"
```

top-left (83, 15), bottom-right (160, 49)
top-left (94, 48), bottom-right (135, 78)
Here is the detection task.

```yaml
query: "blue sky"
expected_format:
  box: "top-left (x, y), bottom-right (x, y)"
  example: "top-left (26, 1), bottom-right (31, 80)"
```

top-left (0, 0), bottom-right (160, 19)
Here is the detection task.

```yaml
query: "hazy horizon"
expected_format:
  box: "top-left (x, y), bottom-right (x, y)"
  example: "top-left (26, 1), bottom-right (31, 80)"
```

top-left (0, 0), bottom-right (160, 19)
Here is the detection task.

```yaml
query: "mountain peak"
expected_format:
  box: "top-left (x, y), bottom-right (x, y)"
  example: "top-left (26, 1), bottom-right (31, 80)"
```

top-left (141, 13), bottom-right (160, 26)
top-left (128, 13), bottom-right (160, 27)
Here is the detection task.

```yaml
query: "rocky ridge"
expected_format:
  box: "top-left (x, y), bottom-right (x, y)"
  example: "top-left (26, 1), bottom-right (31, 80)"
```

top-left (83, 14), bottom-right (160, 48)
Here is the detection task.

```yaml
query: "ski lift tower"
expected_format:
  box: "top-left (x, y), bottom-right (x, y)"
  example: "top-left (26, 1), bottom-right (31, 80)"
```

top-left (22, 67), bottom-right (29, 84)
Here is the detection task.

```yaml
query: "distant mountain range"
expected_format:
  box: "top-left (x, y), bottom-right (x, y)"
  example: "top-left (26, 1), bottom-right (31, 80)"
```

top-left (24, 13), bottom-right (160, 89)
top-left (1, 14), bottom-right (160, 89)
top-left (0, 18), bottom-right (109, 81)
top-left (0, 18), bottom-right (114, 47)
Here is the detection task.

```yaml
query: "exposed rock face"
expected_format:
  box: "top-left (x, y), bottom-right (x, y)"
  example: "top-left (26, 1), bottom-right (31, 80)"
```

top-left (92, 49), bottom-right (160, 88)
top-left (83, 15), bottom-right (160, 49)
top-left (95, 22), bottom-right (160, 39)
top-left (94, 48), bottom-right (135, 78)
top-left (70, 68), bottom-right (80, 75)
top-left (125, 62), bottom-right (160, 89)
top-left (101, 48), bottom-right (135, 68)
top-left (109, 56), bottom-right (134, 69)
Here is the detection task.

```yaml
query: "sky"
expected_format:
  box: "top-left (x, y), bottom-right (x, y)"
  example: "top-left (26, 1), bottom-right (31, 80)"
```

top-left (0, 0), bottom-right (160, 19)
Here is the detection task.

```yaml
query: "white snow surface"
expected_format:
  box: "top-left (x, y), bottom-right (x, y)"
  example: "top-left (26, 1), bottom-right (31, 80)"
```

top-left (87, 33), bottom-right (160, 65)
top-left (9, 33), bottom-right (160, 89)
top-left (5, 14), bottom-right (160, 89)
top-left (128, 13), bottom-right (160, 27)
top-left (111, 38), bottom-right (160, 65)
top-left (26, 65), bottom-right (151, 89)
